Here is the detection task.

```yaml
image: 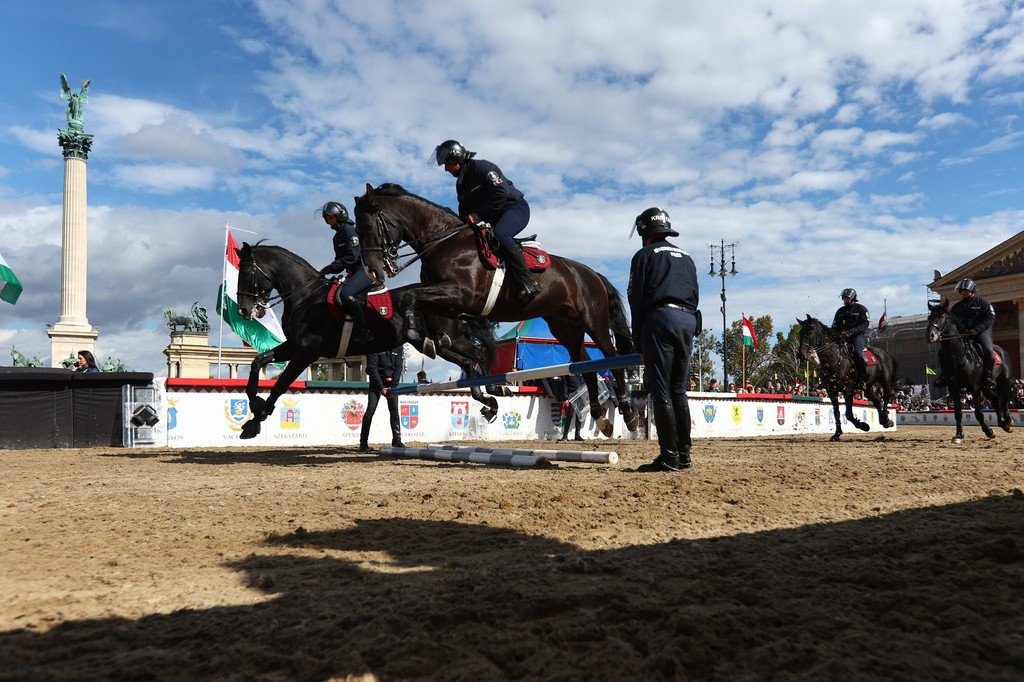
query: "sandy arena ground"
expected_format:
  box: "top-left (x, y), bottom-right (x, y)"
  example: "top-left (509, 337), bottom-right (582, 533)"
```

top-left (1, 425), bottom-right (1022, 681)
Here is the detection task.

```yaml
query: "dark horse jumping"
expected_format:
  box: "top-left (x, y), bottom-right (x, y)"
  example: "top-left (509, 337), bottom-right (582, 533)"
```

top-left (233, 242), bottom-right (499, 439)
top-left (797, 315), bottom-right (897, 441)
top-left (352, 183), bottom-right (638, 437)
top-left (926, 301), bottom-right (1014, 443)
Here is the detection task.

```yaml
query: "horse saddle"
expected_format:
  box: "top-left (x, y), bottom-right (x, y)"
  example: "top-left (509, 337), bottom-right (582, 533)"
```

top-left (475, 226), bottom-right (552, 272)
top-left (326, 282), bottom-right (394, 321)
top-left (844, 343), bottom-right (879, 367)
top-left (969, 341), bottom-right (1003, 365)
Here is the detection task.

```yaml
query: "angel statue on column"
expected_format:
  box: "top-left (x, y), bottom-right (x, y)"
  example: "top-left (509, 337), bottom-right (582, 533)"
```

top-left (60, 73), bottom-right (91, 130)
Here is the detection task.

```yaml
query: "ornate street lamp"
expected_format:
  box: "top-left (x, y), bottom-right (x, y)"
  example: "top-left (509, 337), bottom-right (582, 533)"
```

top-left (708, 240), bottom-right (738, 387)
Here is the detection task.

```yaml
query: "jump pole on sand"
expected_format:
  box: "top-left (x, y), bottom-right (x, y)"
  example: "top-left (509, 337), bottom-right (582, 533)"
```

top-left (380, 446), bottom-right (545, 467)
top-left (427, 444), bottom-right (619, 465)
top-left (388, 353), bottom-right (642, 397)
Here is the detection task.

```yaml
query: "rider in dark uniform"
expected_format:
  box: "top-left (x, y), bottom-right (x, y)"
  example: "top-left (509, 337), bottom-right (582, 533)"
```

top-left (627, 207), bottom-right (699, 472)
top-left (318, 201), bottom-right (374, 344)
top-left (360, 345), bottom-right (406, 451)
top-left (936, 278), bottom-right (996, 389)
top-left (831, 288), bottom-right (869, 388)
top-left (433, 140), bottom-right (540, 304)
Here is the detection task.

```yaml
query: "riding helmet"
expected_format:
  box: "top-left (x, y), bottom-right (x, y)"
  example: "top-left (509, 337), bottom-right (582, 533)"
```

top-left (954, 278), bottom-right (976, 293)
top-left (434, 139), bottom-right (475, 166)
top-left (840, 288), bottom-right (857, 301)
top-left (320, 201), bottom-right (351, 223)
top-left (634, 207), bottom-right (679, 238)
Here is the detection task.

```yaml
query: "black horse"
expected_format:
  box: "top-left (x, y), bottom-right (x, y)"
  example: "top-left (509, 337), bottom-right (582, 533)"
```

top-left (926, 301), bottom-right (1014, 443)
top-left (352, 183), bottom-right (638, 437)
top-left (233, 242), bottom-right (499, 439)
top-left (797, 315), bottom-right (897, 441)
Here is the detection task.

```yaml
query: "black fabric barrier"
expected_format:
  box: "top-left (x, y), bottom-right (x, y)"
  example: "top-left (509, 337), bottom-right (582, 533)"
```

top-left (0, 369), bottom-right (153, 449)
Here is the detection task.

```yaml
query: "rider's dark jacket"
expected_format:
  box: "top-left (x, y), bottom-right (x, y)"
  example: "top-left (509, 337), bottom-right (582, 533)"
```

top-left (322, 219), bottom-right (363, 276)
top-left (950, 294), bottom-right (995, 335)
top-left (455, 158), bottom-right (525, 224)
top-left (366, 347), bottom-right (403, 393)
top-left (831, 302), bottom-right (869, 336)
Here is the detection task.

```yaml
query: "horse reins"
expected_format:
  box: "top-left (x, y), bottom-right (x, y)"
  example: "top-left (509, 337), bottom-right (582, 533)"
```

top-left (362, 206), bottom-right (468, 277)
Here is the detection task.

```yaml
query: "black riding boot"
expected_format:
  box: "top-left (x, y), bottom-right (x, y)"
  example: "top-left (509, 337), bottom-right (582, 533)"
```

top-left (933, 372), bottom-right (947, 388)
top-left (501, 243), bottom-right (541, 303)
top-left (638, 399), bottom-right (680, 472)
top-left (674, 403), bottom-right (693, 469)
top-left (983, 362), bottom-right (996, 388)
top-left (340, 293), bottom-right (373, 344)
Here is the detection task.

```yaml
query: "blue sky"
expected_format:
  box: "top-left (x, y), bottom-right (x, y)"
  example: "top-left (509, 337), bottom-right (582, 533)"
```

top-left (2, 0), bottom-right (1023, 379)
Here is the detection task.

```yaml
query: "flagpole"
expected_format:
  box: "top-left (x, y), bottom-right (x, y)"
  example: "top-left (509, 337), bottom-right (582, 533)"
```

top-left (218, 223), bottom-right (230, 378)
top-left (741, 312), bottom-right (746, 390)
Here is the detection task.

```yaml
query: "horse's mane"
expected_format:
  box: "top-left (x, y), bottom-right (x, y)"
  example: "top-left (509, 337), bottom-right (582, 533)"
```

top-left (249, 242), bottom-right (317, 272)
top-left (373, 183), bottom-right (460, 219)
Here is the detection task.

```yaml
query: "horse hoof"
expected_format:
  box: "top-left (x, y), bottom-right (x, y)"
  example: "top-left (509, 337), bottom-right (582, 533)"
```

top-left (830, 434), bottom-right (841, 442)
top-left (986, 432), bottom-right (996, 440)
top-left (856, 423), bottom-right (870, 432)
top-left (481, 407), bottom-right (497, 423)
top-left (885, 420), bottom-right (895, 429)
top-left (422, 338), bottom-right (436, 359)
top-left (596, 416), bottom-right (613, 438)
top-left (240, 421), bottom-right (261, 439)
top-left (438, 333), bottom-right (452, 349)
top-left (1002, 423), bottom-right (1013, 433)
top-left (624, 414), bottom-right (639, 432)
top-left (952, 437), bottom-right (963, 444)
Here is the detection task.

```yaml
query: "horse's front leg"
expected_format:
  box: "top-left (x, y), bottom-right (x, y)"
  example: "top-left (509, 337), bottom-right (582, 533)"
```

top-left (240, 345), bottom-right (285, 439)
top-left (469, 385), bottom-right (499, 423)
top-left (829, 393), bottom-right (843, 441)
top-left (951, 393), bottom-right (966, 443)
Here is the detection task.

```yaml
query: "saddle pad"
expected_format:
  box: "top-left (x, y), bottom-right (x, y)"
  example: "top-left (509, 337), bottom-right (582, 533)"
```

top-left (326, 282), bottom-right (394, 321)
top-left (475, 228), bottom-right (552, 272)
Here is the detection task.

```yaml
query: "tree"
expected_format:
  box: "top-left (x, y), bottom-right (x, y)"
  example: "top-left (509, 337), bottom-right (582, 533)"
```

top-left (689, 329), bottom-right (718, 388)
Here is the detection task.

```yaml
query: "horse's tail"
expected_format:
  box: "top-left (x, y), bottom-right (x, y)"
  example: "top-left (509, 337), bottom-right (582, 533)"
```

top-left (597, 272), bottom-right (634, 354)
top-left (994, 344), bottom-right (1015, 379)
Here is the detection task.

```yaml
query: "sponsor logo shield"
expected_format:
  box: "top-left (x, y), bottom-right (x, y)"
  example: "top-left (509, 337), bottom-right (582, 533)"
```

top-left (703, 404), bottom-right (716, 423)
top-left (401, 403), bottom-right (419, 430)
top-left (451, 401), bottom-right (470, 430)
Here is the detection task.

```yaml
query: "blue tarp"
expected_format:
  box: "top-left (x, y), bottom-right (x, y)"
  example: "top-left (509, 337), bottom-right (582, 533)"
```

top-left (495, 318), bottom-right (606, 371)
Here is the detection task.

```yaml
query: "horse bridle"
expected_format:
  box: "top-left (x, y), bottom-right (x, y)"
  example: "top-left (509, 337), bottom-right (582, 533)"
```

top-left (237, 254), bottom-right (324, 317)
top-left (927, 309), bottom-right (969, 341)
top-left (361, 205), bottom-right (467, 277)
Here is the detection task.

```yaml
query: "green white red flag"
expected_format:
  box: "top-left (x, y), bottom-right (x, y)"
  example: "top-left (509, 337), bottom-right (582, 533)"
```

top-left (215, 229), bottom-right (284, 352)
top-left (0, 249), bottom-right (23, 305)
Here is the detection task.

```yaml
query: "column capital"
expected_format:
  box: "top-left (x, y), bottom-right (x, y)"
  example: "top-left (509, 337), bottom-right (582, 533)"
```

top-left (57, 128), bottom-right (94, 160)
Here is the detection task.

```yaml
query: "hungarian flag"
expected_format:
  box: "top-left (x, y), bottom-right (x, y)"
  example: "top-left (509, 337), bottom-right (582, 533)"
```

top-left (878, 311), bottom-right (887, 331)
top-left (742, 315), bottom-right (758, 350)
top-left (0, 249), bottom-right (23, 305)
top-left (215, 230), bottom-right (285, 352)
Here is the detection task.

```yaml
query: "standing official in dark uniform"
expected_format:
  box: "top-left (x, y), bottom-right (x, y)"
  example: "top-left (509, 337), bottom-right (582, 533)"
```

top-left (627, 208), bottom-right (699, 472)
top-left (319, 201), bottom-right (374, 344)
top-left (359, 345), bottom-right (406, 452)
top-left (831, 288), bottom-right (869, 388)
top-left (938, 278), bottom-right (996, 388)
top-left (433, 139), bottom-right (540, 303)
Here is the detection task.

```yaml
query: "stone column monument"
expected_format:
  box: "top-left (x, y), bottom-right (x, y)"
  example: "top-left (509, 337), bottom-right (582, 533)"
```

top-left (48, 74), bottom-right (98, 366)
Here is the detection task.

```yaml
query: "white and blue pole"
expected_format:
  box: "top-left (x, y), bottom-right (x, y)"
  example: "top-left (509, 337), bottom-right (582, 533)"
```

top-left (389, 353), bottom-right (642, 396)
